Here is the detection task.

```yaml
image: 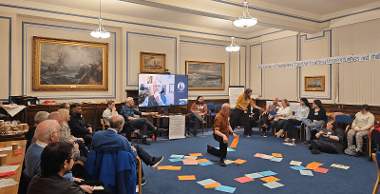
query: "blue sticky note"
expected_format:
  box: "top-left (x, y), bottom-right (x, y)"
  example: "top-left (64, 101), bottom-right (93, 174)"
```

top-left (290, 166), bottom-right (306, 170)
top-left (168, 158), bottom-right (183, 162)
top-left (215, 147), bottom-right (235, 152)
top-left (199, 161), bottom-right (214, 166)
top-left (258, 170), bottom-right (277, 177)
top-left (215, 185), bottom-right (236, 193)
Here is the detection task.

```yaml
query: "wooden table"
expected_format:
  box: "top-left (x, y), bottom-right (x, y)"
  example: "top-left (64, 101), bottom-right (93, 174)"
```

top-left (0, 140), bottom-right (26, 194)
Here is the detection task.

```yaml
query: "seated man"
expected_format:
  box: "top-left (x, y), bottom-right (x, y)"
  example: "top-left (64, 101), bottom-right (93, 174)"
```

top-left (27, 142), bottom-right (111, 194)
top-left (346, 104), bottom-right (374, 157)
top-left (249, 106), bottom-right (260, 128)
top-left (25, 111), bottom-right (50, 150)
top-left (103, 100), bottom-right (135, 141)
top-left (91, 115), bottom-right (164, 186)
top-left (120, 97), bottom-right (156, 145)
top-left (68, 103), bottom-right (93, 147)
top-left (207, 103), bottom-right (238, 166)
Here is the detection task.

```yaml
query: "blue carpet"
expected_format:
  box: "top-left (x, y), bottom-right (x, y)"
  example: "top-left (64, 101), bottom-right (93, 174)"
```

top-left (138, 127), bottom-right (377, 194)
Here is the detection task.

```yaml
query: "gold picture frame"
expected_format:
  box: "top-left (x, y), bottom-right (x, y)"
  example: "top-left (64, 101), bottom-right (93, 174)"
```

top-left (185, 61), bottom-right (225, 90)
top-left (32, 36), bottom-right (108, 91)
top-left (305, 76), bottom-right (325, 91)
top-left (140, 52), bottom-right (166, 73)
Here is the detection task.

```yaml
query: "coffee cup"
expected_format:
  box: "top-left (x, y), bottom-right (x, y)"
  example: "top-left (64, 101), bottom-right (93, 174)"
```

top-left (0, 154), bottom-right (7, 166)
top-left (12, 143), bottom-right (18, 150)
top-left (292, 139), bottom-right (296, 144)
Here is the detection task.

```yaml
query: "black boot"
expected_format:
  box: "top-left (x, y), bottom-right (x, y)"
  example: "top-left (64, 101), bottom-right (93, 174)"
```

top-left (219, 158), bottom-right (226, 167)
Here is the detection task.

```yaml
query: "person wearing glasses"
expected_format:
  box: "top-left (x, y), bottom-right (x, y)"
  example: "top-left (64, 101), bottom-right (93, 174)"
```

top-left (28, 142), bottom-right (111, 194)
top-left (141, 79), bottom-right (171, 106)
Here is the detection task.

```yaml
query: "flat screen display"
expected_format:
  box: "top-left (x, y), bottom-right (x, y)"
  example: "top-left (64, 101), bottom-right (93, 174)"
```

top-left (138, 74), bottom-right (188, 107)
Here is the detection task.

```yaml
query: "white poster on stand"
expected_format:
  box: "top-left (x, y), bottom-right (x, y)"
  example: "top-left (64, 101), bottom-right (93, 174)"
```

top-left (229, 86), bottom-right (245, 109)
top-left (169, 115), bottom-right (185, 139)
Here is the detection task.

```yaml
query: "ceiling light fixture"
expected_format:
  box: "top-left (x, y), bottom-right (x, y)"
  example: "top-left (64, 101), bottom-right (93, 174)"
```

top-left (233, 0), bottom-right (257, 28)
top-left (226, 37), bottom-right (240, 52)
top-left (91, 0), bottom-right (110, 39)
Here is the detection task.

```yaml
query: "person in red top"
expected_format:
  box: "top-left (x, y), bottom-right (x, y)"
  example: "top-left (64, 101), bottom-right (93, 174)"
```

top-left (207, 103), bottom-right (238, 166)
top-left (189, 96), bottom-right (208, 136)
top-left (369, 122), bottom-right (380, 161)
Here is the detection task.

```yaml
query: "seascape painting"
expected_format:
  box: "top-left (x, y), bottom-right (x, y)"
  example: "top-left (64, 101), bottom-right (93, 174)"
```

top-left (33, 36), bottom-right (108, 91)
top-left (304, 76), bottom-right (325, 91)
top-left (185, 61), bottom-right (225, 90)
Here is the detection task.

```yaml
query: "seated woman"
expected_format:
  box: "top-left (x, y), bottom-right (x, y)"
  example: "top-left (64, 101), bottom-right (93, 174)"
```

top-left (310, 119), bottom-right (344, 154)
top-left (369, 123), bottom-right (380, 161)
top-left (283, 98), bottom-right (310, 142)
top-left (260, 98), bottom-right (280, 135)
top-left (269, 99), bottom-right (292, 137)
top-left (301, 100), bottom-right (326, 146)
top-left (189, 96), bottom-right (207, 136)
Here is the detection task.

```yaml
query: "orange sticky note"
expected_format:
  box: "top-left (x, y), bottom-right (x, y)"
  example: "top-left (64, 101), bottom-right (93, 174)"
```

top-left (189, 153), bottom-right (203, 156)
top-left (306, 164), bottom-right (319, 170)
top-left (260, 176), bottom-right (280, 183)
top-left (196, 159), bottom-right (209, 163)
top-left (309, 162), bottom-right (323, 166)
top-left (178, 175), bottom-right (196, 180)
top-left (204, 182), bottom-right (221, 188)
top-left (234, 159), bottom-right (247, 164)
top-left (230, 136), bottom-right (239, 148)
top-left (272, 153), bottom-right (282, 158)
top-left (157, 166), bottom-right (181, 170)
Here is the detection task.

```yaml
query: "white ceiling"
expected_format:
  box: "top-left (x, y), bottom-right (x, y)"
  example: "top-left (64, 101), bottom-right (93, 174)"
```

top-left (11, 0), bottom-right (380, 36)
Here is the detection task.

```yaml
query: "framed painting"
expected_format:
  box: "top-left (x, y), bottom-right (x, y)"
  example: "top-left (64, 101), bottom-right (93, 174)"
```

top-left (305, 76), bottom-right (325, 91)
top-left (185, 61), bottom-right (225, 90)
top-left (140, 52), bottom-right (166, 73)
top-left (32, 36), bottom-right (108, 91)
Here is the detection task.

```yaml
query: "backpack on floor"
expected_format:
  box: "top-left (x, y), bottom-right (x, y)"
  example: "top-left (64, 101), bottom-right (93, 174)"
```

top-left (344, 145), bottom-right (356, 156)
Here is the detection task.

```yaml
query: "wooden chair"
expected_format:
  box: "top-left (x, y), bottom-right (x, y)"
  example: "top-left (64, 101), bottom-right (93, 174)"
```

top-left (136, 156), bottom-right (142, 194)
top-left (345, 120), bottom-right (377, 157)
top-left (372, 152), bottom-right (380, 194)
top-left (100, 119), bottom-right (109, 131)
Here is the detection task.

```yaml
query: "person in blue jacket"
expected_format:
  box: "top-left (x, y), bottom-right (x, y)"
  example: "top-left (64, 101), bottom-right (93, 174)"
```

top-left (91, 115), bottom-right (164, 186)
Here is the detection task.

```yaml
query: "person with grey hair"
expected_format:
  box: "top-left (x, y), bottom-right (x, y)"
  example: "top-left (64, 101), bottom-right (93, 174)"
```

top-left (141, 79), bottom-right (171, 107)
top-left (25, 111), bottom-right (50, 150)
top-left (91, 115), bottom-right (164, 186)
top-left (120, 97), bottom-right (157, 145)
top-left (60, 103), bottom-right (70, 110)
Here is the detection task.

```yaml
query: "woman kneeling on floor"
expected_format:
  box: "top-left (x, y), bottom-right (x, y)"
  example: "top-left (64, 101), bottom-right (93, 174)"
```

top-left (310, 119), bottom-right (344, 154)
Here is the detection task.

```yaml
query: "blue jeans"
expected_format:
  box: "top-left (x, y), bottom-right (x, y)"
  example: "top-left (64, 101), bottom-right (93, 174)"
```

top-left (301, 118), bottom-right (325, 141)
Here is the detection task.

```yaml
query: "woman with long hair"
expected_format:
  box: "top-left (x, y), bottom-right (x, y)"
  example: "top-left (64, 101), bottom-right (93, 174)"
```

top-left (283, 98), bottom-right (310, 142)
top-left (301, 100), bottom-right (327, 146)
top-left (231, 89), bottom-right (264, 138)
top-left (189, 96), bottom-right (207, 136)
top-left (270, 99), bottom-right (293, 137)
top-left (310, 119), bottom-right (344, 154)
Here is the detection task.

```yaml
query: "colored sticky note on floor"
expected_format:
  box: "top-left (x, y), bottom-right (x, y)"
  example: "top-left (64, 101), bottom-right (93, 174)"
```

top-left (290, 166), bottom-right (306, 170)
top-left (245, 173), bottom-right (264, 179)
top-left (227, 148), bottom-right (236, 152)
top-left (157, 165), bottom-right (181, 170)
top-left (263, 182), bottom-right (284, 189)
top-left (183, 159), bottom-right (198, 165)
top-left (254, 153), bottom-right (265, 158)
top-left (215, 185), bottom-right (237, 193)
top-left (308, 162), bottom-right (324, 167)
top-left (331, 163), bottom-right (350, 170)
top-left (199, 161), bottom-right (213, 166)
top-left (290, 160), bottom-right (302, 166)
top-left (300, 170), bottom-right (314, 176)
top-left (168, 158), bottom-right (183, 162)
top-left (197, 179), bottom-right (217, 186)
top-left (306, 164), bottom-right (319, 170)
top-left (204, 182), bottom-right (221, 189)
top-left (262, 155), bottom-right (274, 160)
top-left (258, 170), bottom-right (277, 177)
top-left (183, 156), bottom-right (198, 159)
top-left (196, 159), bottom-right (209, 163)
top-left (234, 176), bottom-right (254, 183)
top-left (178, 175), bottom-right (196, 180)
top-left (314, 167), bottom-right (329, 173)
top-left (229, 136), bottom-right (239, 148)
top-left (189, 153), bottom-right (203, 156)
top-left (270, 157), bottom-right (283, 162)
top-left (170, 154), bottom-right (184, 158)
top-left (224, 160), bottom-right (234, 165)
top-left (234, 159), bottom-right (247, 164)
top-left (260, 176), bottom-right (280, 183)
top-left (272, 153), bottom-right (282, 158)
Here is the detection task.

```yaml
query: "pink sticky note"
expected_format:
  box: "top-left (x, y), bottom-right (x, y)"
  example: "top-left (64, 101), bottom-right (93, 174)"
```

top-left (183, 159), bottom-right (198, 165)
top-left (314, 167), bottom-right (329, 174)
top-left (234, 176), bottom-right (254, 183)
top-left (254, 153), bottom-right (265, 158)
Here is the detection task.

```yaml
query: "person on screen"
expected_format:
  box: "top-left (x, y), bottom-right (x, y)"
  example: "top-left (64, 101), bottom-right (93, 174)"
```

top-left (141, 79), bottom-right (171, 106)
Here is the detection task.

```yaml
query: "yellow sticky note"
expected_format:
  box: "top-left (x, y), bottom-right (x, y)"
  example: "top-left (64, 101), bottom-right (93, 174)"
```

top-left (196, 159), bottom-right (209, 163)
top-left (272, 153), bottom-right (282, 158)
top-left (157, 166), bottom-right (182, 170)
top-left (230, 136), bottom-right (239, 148)
top-left (204, 182), bottom-right (221, 189)
top-left (234, 159), bottom-right (247, 164)
top-left (178, 175), bottom-right (196, 180)
top-left (189, 153), bottom-right (203, 156)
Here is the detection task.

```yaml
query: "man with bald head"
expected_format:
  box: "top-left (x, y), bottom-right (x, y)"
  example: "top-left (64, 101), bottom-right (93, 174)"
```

top-left (207, 103), bottom-right (238, 166)
top-left (24, 120), bottom-right (61, 180)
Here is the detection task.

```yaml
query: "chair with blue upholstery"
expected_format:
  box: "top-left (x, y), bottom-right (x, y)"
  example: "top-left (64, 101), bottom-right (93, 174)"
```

top-left (345, 118), bottom-right (377, 157)
top-left (372, 151), bottom-right (380, 194)
top-left (206, 103), bottom-right (216, 127)
top-left (284, 111), bottom-right (301, 139)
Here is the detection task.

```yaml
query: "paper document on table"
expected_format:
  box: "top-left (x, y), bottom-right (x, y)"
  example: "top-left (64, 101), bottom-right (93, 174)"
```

top-left (0, 179), bottom-right (18, 188)
top-left (0, 165), bottom-right (20, 173)
top-left (169, 115), bottom-right (185, 139)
